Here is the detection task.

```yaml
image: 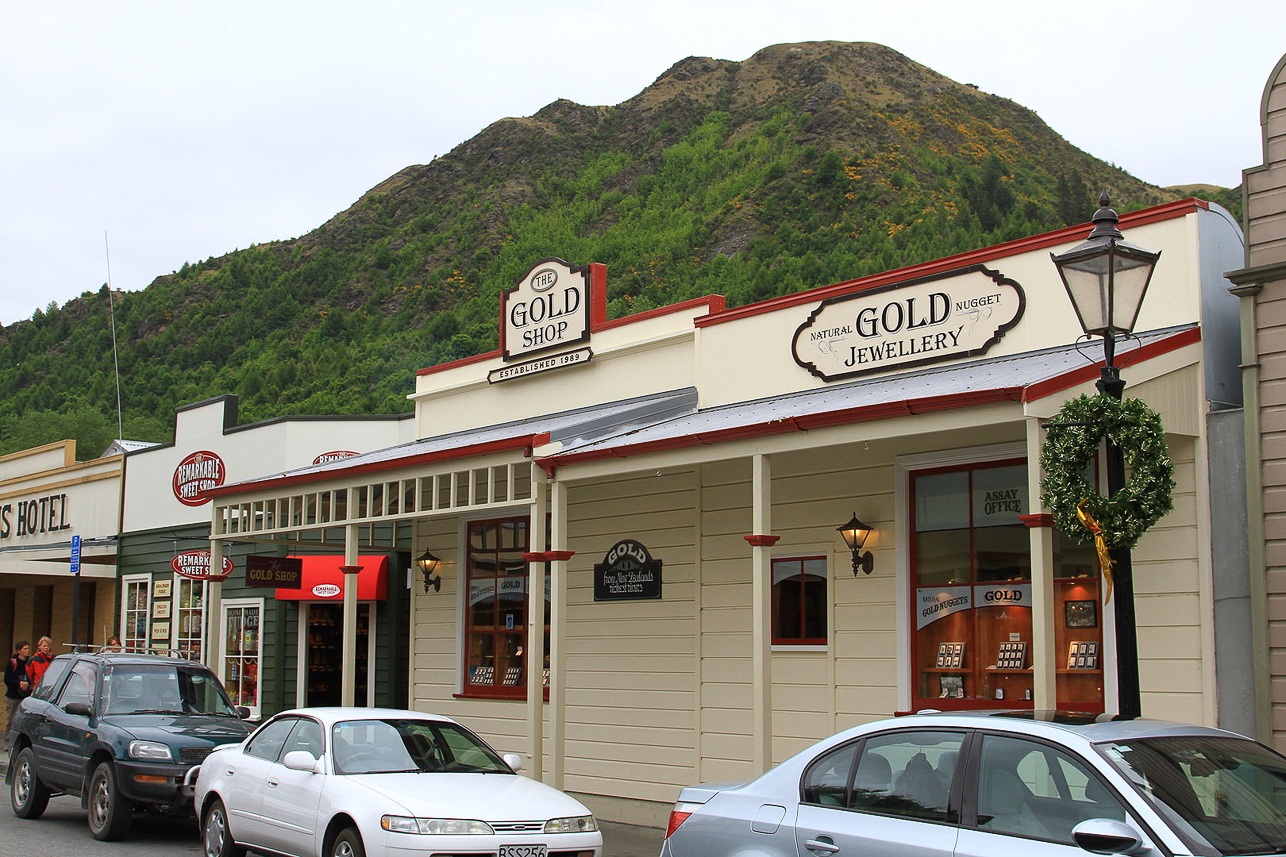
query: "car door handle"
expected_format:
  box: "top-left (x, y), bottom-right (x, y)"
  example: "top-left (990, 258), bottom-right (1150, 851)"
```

top-left (267, 778), bottom-right (279, 787)
top-left (805, 837), bottom-right (840, 854)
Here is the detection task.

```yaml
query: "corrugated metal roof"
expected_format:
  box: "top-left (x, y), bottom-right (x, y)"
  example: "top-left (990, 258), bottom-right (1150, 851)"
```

top-left (215, 387), bottom-right (699, 492)
top-left (543, 326), bottom-right (1198, 464)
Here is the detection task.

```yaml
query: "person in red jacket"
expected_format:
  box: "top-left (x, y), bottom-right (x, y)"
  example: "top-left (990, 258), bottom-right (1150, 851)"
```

top-left (27, 636), bottom-right (54, 688)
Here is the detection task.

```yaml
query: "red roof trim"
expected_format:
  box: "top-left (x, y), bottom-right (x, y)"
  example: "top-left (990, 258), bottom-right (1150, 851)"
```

top-left (208, 434), bottom-right (540, 498)
top-left (540, 388), bottom-right (1026, 469)
top-left (417, 349), bottom-right (498, 377)
top-left (1021, 327), bottom-right (1202, 403)
top-left (696, 199), bottom-right (1207, 329)
top-left (593, 294), bottom-right (727, 332)
top-left (540, 324), bottom-right (1201, 470)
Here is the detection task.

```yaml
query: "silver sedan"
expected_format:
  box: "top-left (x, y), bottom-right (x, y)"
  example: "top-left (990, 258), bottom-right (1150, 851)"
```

top-left (661, 711), bottom-right (1286, 857)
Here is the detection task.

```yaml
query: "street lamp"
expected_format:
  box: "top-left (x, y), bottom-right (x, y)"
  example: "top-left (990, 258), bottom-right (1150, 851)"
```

top-left (1050, 191), bottom-right (1160, 720)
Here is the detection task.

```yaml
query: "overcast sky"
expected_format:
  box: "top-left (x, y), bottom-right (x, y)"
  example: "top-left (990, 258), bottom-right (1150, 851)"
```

top-left (2, 1), bottom-right (1282, 327)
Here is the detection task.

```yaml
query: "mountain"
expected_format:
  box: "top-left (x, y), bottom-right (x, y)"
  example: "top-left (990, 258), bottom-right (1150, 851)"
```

top-left (0, 41), bottom-right (1210, 457)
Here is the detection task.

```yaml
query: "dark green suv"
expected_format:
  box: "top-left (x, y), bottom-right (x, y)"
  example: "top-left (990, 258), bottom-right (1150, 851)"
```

top-left (6, 650), bottom-right (252, 841)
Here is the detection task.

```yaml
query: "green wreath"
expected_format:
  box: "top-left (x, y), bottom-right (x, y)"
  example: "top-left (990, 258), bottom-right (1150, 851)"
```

top-left (1039, 393), bottom-right (1175, 552)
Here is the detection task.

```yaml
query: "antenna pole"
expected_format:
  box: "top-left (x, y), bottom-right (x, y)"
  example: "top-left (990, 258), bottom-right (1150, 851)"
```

top-left (104, 232), bottom-right (123, 439)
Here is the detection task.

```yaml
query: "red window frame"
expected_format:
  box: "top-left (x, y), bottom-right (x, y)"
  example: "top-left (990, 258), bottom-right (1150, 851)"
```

top-left (459, 516), bottom-right (550, 700)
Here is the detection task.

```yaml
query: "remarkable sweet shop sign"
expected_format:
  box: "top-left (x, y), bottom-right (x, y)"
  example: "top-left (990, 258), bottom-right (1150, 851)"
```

top-left (792, 264), bottom-right (1024, 381)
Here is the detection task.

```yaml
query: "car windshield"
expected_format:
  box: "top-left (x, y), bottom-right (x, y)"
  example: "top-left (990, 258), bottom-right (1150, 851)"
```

top-left (331, 717), bottom-right (513, 775)
top-left (1101, 736), bottom-right (1286, 856)
top-left (101, 663), bottom-right (239, 717)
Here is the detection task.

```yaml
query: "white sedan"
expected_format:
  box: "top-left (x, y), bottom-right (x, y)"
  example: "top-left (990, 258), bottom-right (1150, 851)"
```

top-left (193, 707), bottom-right (602, 857)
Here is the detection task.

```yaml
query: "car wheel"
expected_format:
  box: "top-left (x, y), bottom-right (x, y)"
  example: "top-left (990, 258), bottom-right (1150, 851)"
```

top-left (10, 747), bottom-right (50, 819)
top-left (87, 761), bottom-right (132, 841)
top-left (332, 827), bottom-right (366, 857)
top-left (202, 799), bottom-right (245, 857)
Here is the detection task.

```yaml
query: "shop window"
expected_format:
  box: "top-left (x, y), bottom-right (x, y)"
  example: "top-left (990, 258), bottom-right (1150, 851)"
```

top-left (174, 575), bottom-right (206, 661)
top-left (772, 556), bottom-right (828, 646)
top-left (121, 575), bottom-right (151, 653)
top-left (462, 517), bottom-right (549, 698)
top-left (911, 459), bottom-right (1103, 712)
top-left (222, 599), bottom-right (261, 716)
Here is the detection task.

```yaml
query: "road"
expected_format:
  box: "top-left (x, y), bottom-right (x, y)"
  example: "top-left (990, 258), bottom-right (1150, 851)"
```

top-left (0, 791), bottom-right (663, 857)
top-left (0, 793), bottom-right (200, 856)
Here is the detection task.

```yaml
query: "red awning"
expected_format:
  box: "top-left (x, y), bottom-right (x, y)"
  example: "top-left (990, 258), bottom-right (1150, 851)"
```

top-left (276, 555), bottom-right (389, 601)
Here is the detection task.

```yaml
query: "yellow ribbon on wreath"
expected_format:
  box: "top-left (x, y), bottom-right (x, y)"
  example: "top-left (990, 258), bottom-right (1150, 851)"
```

top-left (1076, 499), bottom-right (1114, 605)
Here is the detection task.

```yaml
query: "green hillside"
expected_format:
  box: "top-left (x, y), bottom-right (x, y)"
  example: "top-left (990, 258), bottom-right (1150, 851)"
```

top-left (0, 41), bottom-right (1216, 457)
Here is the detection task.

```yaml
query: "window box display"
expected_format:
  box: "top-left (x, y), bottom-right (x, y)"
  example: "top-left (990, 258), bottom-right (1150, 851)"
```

top-left (912, 459), bottom-right (1104, 712)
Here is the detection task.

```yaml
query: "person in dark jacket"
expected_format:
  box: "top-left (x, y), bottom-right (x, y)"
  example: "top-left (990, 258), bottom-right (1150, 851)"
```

top-left (4, 640), bottom-right (32, 750)
top-left (27, 636), bottom-right (54, 688)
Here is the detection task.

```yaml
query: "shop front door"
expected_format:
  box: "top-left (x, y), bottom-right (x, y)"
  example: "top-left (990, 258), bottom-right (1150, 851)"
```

top-left (304, 603), bottom-right (370, 707)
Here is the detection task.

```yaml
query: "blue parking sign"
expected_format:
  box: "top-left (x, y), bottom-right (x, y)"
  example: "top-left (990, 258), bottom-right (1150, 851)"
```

top-left (70, 534), bottom-right (81, 576)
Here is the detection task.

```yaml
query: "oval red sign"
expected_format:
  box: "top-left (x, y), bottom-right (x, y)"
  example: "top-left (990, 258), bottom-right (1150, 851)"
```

top-left (312, 450), bottom-right (359, 466)
top-left (173, 451), bottom-right (226, 507)
top-left (170, 549), bottom-right (234, 581)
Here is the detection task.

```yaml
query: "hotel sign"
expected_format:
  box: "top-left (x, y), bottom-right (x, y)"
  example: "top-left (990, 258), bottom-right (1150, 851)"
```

top-left (500, 258), bottom-right (592, 363)
top-left (793, 264), bottom-right (1024, 381)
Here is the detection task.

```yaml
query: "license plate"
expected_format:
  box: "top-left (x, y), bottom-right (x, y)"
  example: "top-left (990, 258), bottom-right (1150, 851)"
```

top-left (499, 846), bottom-right (547, 857)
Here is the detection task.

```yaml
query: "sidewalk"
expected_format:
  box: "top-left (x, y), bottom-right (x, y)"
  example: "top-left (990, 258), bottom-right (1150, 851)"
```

top-left (600, 820), bottom-right (664, 857)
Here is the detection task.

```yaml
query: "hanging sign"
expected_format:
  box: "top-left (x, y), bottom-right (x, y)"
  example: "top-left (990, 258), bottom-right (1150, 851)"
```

top-left (245, 555), bottom-right (303, 588)
top-left (500, 258), bottom-right (592, 362)
top-left (171, 549), bottom-right (234, 581)
top-left (916, 586), bottom-right (972, 631)
top-left (594, 540), bottom-right (663, 601)
top-left (792, 264), bottom-right (1024, 381)
top-left (173, 451), bottom-right (227, 506)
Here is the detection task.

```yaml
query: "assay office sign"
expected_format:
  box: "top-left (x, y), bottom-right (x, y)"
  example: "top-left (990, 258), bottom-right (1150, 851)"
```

top-left (792, 264), bottom-right (1024, 382)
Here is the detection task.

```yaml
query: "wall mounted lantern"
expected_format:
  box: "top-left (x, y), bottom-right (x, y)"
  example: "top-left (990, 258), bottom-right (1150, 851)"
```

top-left (837, 512), bottom-right (875, 576)
top-left (415, 549), bottom-right (442, 593)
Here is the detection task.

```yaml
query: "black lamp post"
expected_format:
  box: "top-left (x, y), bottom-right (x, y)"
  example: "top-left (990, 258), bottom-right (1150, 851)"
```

top-left (1050, 191), bottom-right (1160, 720)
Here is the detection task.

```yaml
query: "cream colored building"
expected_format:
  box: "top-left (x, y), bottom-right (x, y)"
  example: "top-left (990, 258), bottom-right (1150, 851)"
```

top-left (208, 202), bottom-right (1246, 824)
top-left (0, 441), bottom-right (123, 735)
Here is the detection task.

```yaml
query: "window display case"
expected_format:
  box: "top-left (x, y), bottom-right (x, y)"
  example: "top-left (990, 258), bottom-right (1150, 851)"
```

top-left (911, 459), bottom-right (1104, 713)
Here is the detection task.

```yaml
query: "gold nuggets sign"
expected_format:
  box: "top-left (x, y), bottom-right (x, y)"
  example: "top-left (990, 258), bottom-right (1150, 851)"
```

top-left (792, 264), bottom-right (1025, 381)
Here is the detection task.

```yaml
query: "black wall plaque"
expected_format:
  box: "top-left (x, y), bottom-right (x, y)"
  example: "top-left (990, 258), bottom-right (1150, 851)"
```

top-left (593, 539), bottom-right (662, 601)
top-left (245, 555), bottom-right (303, 588)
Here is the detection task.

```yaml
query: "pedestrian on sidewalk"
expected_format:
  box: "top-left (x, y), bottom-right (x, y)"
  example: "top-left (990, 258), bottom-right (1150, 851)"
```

top-left (4, 640), bottom-right (32, 751)
top-left (28, 636), bottom-right (54, 688)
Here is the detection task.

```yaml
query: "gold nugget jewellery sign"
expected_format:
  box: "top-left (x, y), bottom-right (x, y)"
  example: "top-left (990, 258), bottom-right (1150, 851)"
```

top-left (792, 264), bottom-right (1025, 381)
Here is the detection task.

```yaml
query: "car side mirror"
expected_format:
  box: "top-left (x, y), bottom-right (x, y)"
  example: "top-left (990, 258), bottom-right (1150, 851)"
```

top-left (282, 751), bottom-right (321, 773)
top-left (237, 706), bottom-right (251, 719)
top-left (503, 753), bottom-right (524, 773)
top-left (1072, 818), bottom-right (1148, 855)
top-left (64, 702), bottom-right (93, 717)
